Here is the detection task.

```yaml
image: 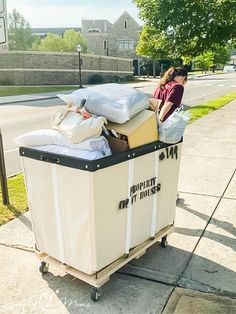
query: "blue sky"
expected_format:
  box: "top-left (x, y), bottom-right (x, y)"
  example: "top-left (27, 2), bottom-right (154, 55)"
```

top-left (7, 0), bottom-right (142, 27)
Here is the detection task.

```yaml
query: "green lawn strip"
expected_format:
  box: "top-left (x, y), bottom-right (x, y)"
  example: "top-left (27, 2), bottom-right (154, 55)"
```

top-left (0, 86), bottom-right (76, 97)
top-left (187, 91), bottom-right (236, 123)
top-left (0, 173), bottom-right (28, 226)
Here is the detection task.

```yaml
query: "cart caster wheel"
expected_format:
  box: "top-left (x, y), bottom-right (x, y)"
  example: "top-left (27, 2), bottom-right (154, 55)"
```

top-left (150, 236), bottom-right (155, 240)
top-left (124, 253), bottom-right (129, 258)
top-left (90, 286), bottom-right (101, 302)
top-left (176, 198), bottom-right (181, 205)
top-left (176, 192), bottom-right (180, 204)
top-left (39, 261), bottom-right (49, 274)
top-left (161, 236), bottom-right (168, 248)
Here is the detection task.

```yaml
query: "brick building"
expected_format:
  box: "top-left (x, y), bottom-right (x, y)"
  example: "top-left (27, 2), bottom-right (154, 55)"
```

top-left (81, 11), bottom-right (141, 59)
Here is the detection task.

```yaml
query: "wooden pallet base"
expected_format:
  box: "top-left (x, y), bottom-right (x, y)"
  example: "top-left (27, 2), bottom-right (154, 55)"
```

top-left (36, 225), bottom-right (174, 288)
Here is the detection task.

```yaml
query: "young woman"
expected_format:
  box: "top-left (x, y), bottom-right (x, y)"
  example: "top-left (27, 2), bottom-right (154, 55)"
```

top-left (152, 67), bottom-right (188, 122)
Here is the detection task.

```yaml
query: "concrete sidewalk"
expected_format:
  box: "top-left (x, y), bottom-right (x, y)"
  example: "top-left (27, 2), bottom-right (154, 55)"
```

top-left (0, 100), bottom-right (236, 313)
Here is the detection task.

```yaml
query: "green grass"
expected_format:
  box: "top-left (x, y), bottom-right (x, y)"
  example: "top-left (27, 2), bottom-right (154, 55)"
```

top-left (0, 86), bottom-right (76, 97)
top-left (187, 91), bottom-right (236, 123)
top-left (0, 174), bottom-right (28, 226)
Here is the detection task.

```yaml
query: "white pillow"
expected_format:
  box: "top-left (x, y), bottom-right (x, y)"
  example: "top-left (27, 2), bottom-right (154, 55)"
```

top-left (13, 129), bottom-right (111, 154)
top-left (13, 129), bottom-right (60, 147)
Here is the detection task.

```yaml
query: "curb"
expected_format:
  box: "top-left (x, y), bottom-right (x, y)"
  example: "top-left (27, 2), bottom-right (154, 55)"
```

top-left (0, 96), bottom-right (58, 106)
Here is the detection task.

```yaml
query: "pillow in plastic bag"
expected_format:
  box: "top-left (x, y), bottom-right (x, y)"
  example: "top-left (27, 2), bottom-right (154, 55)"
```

top-left (33, 144), bottom-right (110, 160)
top-left (13, 129), bottom-right (111, 154)
top-left (158, 110), bottom-right (190, 144)
top-left (13, 129), bottom-right (59, 147)
top-left (57, 92), bottom-right (88, 107)
top-left (58, 83), bottom-right (149, 124)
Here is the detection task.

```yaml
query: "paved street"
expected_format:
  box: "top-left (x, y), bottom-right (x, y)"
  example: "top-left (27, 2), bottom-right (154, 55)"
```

top-left (183, 73), bottom-right (236, 107)
top-left (137, 72), bottom-right (236, 107)
top-left (0, 72), bottom-right (236, 176)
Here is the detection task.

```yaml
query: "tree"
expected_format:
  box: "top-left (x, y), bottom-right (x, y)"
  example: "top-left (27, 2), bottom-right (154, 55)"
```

top-left (31, 36), bottom-right (42, 51)
top-left (136, 24), bottom-right (169, 59)
top-left (193, 51), bottom-right (214, 72)
top-left (36, 33), bottom-right (65, 52)
top-left (36, 30), bottom-right (87, 53)
top-left (193, 44), bottom-right (231, 72)
top-left (211, 44), bottom-right (231, 70)
top-left (63, 30), bottom-right (87, 52)
top-left (136, 24), bottom-right (184, 75)
top-left (8, 9), bottom-right (33, 50)
top-left (134, 0), bottom-right (236, 58)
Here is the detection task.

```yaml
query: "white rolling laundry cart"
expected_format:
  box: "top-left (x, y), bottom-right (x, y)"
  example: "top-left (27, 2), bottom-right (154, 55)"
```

top-left (20, 139), bottom-right (182, 301)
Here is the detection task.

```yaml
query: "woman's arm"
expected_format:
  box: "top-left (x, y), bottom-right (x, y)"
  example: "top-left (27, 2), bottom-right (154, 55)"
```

top-left (159, 101), bottom-right (173, 122)
top-left (159, 84), bottom-right (184, 121)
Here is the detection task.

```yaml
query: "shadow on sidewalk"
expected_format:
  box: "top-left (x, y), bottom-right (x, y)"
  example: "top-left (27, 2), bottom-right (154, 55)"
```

top-left (18, 213), bottom-right (32, 231)
top-left (5, 206), bottom-right (32, 231)
top-left (176, 198), bottom-right (236, 240)
top-left (175, 227), bottom-right (235, 251)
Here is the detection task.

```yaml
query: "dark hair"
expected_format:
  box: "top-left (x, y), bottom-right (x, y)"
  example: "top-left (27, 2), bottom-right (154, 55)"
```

top-left (160, 67), bottom-right (188, 89)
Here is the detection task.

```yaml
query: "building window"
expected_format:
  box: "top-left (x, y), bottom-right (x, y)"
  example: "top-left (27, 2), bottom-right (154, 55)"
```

top-left (103, 40), bottom-right (107, 50)
top-left (124, 20), bottom-right (127, 29)
top-left (87, 28), bottom-right (101, 33)
top-left (118, 40), bottom-right (134, 50)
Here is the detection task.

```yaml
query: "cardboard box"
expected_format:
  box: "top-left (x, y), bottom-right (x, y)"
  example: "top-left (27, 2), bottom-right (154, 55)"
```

top-left (105, 135), bottom-right (129, 153)
top-left (106, 110), bottom-right (158, 152)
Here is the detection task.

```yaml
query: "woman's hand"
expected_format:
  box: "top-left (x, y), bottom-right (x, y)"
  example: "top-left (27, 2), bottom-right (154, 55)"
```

top-left (149, 98), bottom-right (162, 112)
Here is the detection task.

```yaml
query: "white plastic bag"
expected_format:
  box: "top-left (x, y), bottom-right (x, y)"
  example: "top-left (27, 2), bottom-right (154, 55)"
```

top-left (67, 83), bottom-right (149, 123)
top-left (158, 108), bottom-right (190, 144)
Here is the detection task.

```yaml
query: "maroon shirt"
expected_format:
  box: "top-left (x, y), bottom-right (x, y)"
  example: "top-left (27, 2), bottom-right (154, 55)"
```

top-left (153, 81), bottom-right (184, 121)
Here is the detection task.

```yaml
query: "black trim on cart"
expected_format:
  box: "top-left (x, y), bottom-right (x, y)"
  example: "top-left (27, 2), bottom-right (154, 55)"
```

top-left (19, 139), bottom-right (182, 172)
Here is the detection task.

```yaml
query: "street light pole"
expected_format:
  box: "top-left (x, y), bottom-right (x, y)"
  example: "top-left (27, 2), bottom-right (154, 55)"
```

top-left (76, 44), bottom-right (82, 88)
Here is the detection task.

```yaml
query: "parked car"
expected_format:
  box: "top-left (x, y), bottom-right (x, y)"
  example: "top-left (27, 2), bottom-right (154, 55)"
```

top-left (223, 65), bottom-right (236, 72)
